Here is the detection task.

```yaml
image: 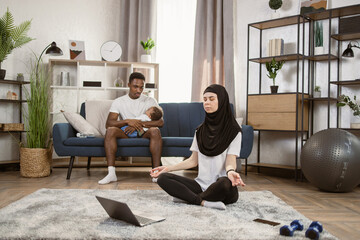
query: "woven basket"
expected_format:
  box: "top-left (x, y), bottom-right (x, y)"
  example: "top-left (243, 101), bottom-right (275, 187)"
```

top-left (20, 147), bottom-right (52, 178)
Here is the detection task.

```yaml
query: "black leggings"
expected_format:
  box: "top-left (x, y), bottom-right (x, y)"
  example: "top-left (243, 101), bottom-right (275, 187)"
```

top-left (157, 173), bottom-right (239, 205)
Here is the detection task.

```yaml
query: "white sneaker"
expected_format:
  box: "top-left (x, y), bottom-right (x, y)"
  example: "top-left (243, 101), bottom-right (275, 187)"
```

top-left (152, 177), bottom-right (158, 183)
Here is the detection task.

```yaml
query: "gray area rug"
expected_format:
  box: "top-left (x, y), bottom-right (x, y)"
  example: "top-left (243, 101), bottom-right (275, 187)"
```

top-left (0, 188), bottom-right (337, 240)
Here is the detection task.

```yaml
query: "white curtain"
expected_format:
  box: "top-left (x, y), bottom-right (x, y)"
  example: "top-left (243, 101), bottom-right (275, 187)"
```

top-left (156, 0), bottom-right (196, 103)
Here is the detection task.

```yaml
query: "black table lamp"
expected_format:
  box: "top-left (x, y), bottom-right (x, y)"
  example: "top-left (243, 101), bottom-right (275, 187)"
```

top-left (342, 41), bottom-right (360, 58)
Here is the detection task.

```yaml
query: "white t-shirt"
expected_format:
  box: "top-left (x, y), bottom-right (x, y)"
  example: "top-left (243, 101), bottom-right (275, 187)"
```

top-left (109, 94), bottom-right (159, 120)
top-left (135, 114), bottom-right (151, 121)
top-left (191, 132), bottom-right (242, 191)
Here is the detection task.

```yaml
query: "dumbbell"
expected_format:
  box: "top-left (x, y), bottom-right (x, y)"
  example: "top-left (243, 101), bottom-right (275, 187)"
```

top-left (280, 220), bottom-right (304, 236)
top-left (305, 221), bottom-right (323, 240)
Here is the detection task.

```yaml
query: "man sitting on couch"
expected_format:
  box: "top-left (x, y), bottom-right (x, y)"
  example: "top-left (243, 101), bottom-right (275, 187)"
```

top-left (98, 72), bottom-right (164, 185)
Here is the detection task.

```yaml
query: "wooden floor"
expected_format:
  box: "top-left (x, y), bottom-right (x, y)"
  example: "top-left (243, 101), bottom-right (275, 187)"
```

top-left (0, 166), bottom-right (359, 240)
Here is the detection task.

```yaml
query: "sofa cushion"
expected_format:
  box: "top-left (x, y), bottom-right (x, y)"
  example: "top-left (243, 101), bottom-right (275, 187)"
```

top-left (159, 102), bottom-right (205, 138)
top-left (62, 111), bottom-right (102, 136)
top-left (64, 137), bottom-right (150, 147)
top-left (162, 137), bottom-right (194, 147)
top-left (63, 136), bottom-right (194, 148)
top-left (85, 100), bottom-right (113, 136)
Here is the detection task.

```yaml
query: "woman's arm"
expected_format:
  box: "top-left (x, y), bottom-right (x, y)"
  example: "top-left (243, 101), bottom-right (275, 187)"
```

top-left (225, 154), bottom-right (245, 187)
top-left (150, 152), bottom-right (198, 178)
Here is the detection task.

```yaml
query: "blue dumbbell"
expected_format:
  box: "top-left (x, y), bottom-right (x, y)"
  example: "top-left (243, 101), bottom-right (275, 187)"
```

top-left (280, 220), bottom-right (304, 236)
top-left (305, 221), bottom-right (323, 240)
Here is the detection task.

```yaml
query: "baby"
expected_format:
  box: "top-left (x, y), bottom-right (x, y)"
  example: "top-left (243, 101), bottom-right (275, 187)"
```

top-left (121, 106), bottom-right (163, 137)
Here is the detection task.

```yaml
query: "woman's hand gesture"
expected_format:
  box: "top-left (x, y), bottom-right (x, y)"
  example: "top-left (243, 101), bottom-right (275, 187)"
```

top-left (227, 171), bottom-right (246, 187)
top-left (150, 166), bottom-right (169, 178)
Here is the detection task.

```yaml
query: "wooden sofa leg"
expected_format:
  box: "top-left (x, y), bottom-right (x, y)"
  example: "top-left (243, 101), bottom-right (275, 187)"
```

top-left (87, 157), bottom-right (91, 170)
top-left (66, 156), bottom-right (75, 180)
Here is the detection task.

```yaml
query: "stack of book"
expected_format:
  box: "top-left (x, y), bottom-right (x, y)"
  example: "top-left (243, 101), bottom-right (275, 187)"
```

top-left (267, 39), bottom-right (284, 56)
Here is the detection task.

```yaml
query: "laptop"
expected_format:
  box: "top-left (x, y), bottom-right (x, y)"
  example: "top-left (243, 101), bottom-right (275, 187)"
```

top-left (96, 196), bottom-right (165, 227)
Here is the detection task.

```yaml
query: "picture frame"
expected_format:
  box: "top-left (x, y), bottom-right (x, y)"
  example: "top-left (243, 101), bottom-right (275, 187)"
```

top-left (300, 0), bottom-right (327, 15)
top-left (69, 40), bottom-right (86, 60)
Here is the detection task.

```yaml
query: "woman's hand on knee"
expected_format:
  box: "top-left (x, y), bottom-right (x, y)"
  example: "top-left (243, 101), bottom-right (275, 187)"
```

top-left (227, 171), bottom-right (246, 187)
top-left (150, 166), bottom-right (169, 178)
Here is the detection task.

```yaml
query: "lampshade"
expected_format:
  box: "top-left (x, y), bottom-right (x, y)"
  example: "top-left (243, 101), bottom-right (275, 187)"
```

top-left (45, 42), bottom-right (63, 56)
top-left (342, 43), bottom-right (354, 58)
top-left (36, 41), bottom-right (63, 75)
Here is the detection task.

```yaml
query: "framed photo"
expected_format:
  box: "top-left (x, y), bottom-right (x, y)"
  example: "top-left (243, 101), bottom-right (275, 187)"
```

top-left (69, 40), bottom-right (86, 60)
top-left (300, 0), bottom-right (327, 15)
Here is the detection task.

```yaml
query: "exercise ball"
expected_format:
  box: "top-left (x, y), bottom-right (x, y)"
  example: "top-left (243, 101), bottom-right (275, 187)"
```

top-left (300, 128), bottom-right (360, 192)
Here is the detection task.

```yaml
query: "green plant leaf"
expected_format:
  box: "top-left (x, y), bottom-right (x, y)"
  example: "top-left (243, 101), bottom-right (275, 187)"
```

top-left (337, 94), bottom-right (360, 117)
top-left (0, 8), bottom-right (33, 63)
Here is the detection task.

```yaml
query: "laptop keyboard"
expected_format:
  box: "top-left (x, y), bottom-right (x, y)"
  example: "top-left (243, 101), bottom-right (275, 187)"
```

top-left (135, 215), bottom-right (154, 225)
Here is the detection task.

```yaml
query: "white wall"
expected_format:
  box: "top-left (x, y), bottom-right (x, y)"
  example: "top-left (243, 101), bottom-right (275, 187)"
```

top-left (234, 0), bottom-right (360, 166)
top-left (0, 0), bottom-right (120, 161)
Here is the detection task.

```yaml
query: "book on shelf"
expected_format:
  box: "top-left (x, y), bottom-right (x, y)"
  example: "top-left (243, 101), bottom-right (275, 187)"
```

top-left (267, 39), bottom-right (284, 57)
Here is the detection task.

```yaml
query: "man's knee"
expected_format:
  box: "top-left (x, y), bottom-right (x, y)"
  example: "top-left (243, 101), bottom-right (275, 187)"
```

top-left (105, 127), bottom-right (119, 139)
top-left (147, 127), bottom-right (161, 139)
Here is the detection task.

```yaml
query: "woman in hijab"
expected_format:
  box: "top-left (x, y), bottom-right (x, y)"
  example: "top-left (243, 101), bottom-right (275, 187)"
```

top-left (150, 84), bottom-right (245, 210)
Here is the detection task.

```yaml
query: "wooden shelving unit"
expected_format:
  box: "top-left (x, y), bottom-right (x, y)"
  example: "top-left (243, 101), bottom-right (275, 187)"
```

top-left (305, 4), bottom-right (360, 134)
top-left (246, 4), bottom-right (360, 180)
top-left (0, 79), bottom-right (29, 164)
top-left (246, 14), bottom-right (307, 181)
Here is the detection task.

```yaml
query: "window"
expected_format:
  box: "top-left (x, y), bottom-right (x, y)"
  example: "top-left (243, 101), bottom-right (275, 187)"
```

top-left (156, 0), bottom-right (196, 102)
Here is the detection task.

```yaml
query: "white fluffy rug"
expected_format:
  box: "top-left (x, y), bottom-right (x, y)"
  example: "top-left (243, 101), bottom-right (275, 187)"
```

top-left (0, 188), bottom-right (337, 240)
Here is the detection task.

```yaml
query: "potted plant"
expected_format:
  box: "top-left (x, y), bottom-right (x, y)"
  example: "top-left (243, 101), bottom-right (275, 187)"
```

top-left (140, 37), bottom-right (155, 63)
top-left (337, 94), bottom-right (360, 129)
top-left (20, 55), bottom-right (52, 177)
top-left (266, 57), bottom-right (285, 94)
top-left (16, 73), bottom-right (24, 82)
top-left (0, 8), bottom-right (33, 79)
top-left (314, 21), bottom-right (324, 55)
top-left (269, 0), bottom-right (282, 18)
top-left (314, 85), bottom-right (321, 98)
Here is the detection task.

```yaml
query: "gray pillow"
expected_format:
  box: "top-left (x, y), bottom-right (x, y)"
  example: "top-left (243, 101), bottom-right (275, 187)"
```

top-left (62, 111), bottom-right (101, 137)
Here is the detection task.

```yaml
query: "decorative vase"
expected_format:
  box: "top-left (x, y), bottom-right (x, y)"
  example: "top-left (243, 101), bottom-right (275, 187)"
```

top-left (17, 74), bottom-right (24, 82)
top-left (351, 122), bottom-right (360, 129)
top-left (20, 147), bottom-right (52, 177)
top-left (114, 77), bottom-right (125, 87)
top-left (313, 91), bottom-right (321, 98)
top-left (271, 11), bottom-right (280, 19)
top-left (0, 69), bottom-right (5, 80)
top-left (140, 54), bottom-right (151, 63)
top-left (350, 116), bottom-right (360, 129)
top-left (270, 85), bottom-right (278, 94)
top-left (314, 46), bottom-right (324, 55)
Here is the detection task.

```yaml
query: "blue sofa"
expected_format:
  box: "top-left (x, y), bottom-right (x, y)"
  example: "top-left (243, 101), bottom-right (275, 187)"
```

top-left (53, 102), bottom-right (254, 179)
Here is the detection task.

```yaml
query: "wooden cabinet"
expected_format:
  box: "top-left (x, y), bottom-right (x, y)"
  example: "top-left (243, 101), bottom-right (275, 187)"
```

top-left (248, 93), bottom-right (309, 131)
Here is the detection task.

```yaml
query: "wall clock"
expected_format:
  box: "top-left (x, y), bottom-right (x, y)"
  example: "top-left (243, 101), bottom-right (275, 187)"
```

top-left (100, 41), bottom-right (122, 61)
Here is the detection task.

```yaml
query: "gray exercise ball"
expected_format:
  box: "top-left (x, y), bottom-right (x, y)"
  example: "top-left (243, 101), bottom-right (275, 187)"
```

top-left (300, 128), bottom-right (360, 192)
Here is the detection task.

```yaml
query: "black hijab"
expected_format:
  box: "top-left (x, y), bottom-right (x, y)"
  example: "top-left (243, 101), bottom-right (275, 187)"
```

top-left (196, 84), bottom-right (242, 156)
